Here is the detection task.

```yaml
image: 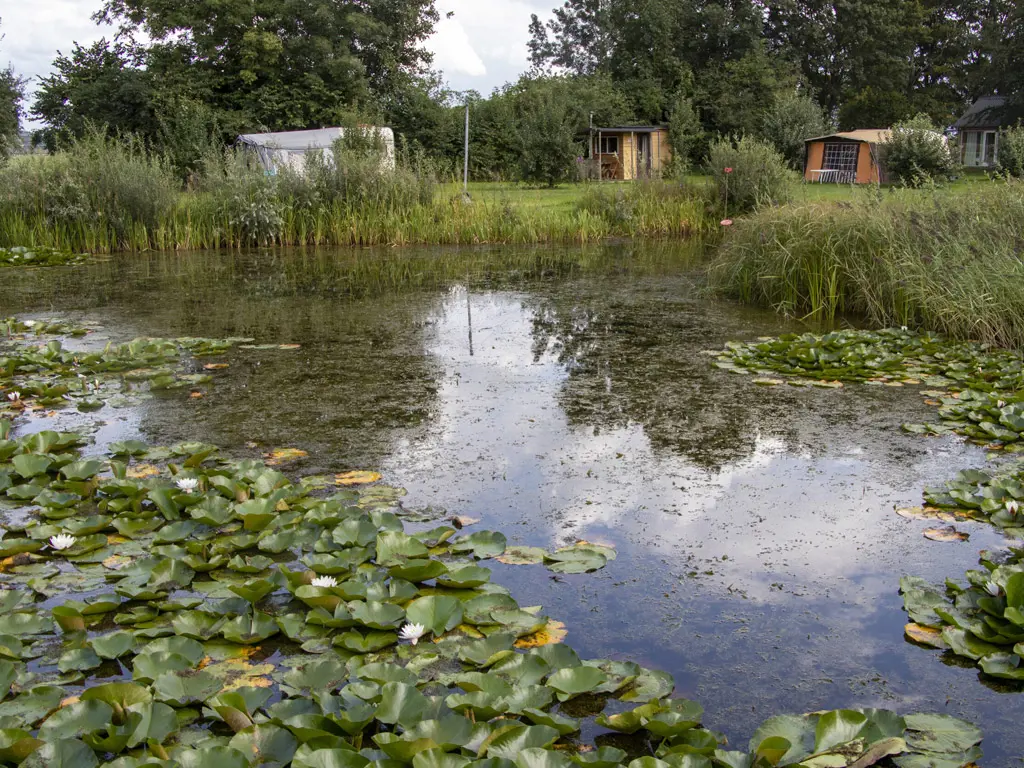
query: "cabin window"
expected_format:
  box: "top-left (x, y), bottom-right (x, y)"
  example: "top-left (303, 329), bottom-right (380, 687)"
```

top-left (985, 132), bottom-right (998, 165)
top-left (599, 137), bottom-right (619, 155)
top-left (823, 142), bottom-right (859, 174)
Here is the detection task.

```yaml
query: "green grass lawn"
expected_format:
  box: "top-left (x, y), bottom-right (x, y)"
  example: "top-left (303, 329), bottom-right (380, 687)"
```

top-left (441, 170), bottom-right (998, 214)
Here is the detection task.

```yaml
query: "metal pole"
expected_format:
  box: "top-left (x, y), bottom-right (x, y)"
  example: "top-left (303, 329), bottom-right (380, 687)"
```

top-left (463, 103), bottom-right (470, 196)
top-left (466, 287), bottom-right (474, 357)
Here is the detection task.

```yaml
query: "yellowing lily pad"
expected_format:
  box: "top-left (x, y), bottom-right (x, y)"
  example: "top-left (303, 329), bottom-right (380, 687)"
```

top-left (203, 363), bottom-right (230, 370)
top-left (265, 448), bottom-right (309, 466)
top-left (515, 620), bottom-right (568, 649)
top-left (335, 471), bottom-right (382, 486)
top-left (126, 464), bottom-right (161, 479)
top-left (905, 623), bottom-right (948, 649)
top-left (497, 546), bottom-right (548, 566)
top-left (923, 526), bottom-right (970, 543)
top-left (895, 506), bottom-right (957, 523)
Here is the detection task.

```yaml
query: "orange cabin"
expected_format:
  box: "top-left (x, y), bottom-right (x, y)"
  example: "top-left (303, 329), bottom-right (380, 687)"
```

top-left (803, 130), bottom-right (890, 184)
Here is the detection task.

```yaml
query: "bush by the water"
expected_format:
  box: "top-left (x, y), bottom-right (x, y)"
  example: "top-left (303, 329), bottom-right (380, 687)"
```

top-left (879, 115), bottom-right (958, 186)
top-left (998, 123), bottom-right (1024, 178)
top-left (708, 180), bottom-right (1024, 348)
top-left (707, 136), bottom-right (794, 215)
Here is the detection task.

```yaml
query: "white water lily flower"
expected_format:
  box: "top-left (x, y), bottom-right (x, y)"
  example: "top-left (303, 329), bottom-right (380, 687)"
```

top-left (1007, 500), bottom-right (1020, 517)
top-left (901, 326), bottom-right (909, 332)
top-left (311, 575), bottom-right (338, 588)
top-left (6, 392), bottom-right (20, 402)
top-left (175, 477), bottom-right (199, 493)
top-left (22, 320), bottom-right (36, 328)
top-left (998, 400), bottom-right (1008, 408)
top-left (985, 580), bottom-right (1002, 597)
top-left (49, 534), bottom-right (77, 551)
top-left (399, 623), bottom-right (427, 645)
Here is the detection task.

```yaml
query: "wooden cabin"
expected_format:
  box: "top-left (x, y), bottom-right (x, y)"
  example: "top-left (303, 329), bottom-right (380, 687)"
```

top-left (954, 96), bottom-right (1009, 169)
top-left (590, 126), bottom-right (672, 180)
top-left (803, 130), bottom-right (890, 184)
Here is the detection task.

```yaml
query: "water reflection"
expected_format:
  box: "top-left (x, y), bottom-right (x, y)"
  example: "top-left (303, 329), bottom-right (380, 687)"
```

top-left (0, 246), bottom-right (1020, 760)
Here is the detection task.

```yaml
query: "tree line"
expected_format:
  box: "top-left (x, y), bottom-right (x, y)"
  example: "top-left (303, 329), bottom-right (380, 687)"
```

top-left (2, 0), bottom-right (1023, 183)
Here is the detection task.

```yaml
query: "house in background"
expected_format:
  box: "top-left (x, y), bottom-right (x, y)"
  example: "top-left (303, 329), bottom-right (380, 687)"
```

top-left (590, 126), bottom-right (671, 180)
top-left (238, 127), bottom-right (396, 175)
top-left (803, 130), bottom-right (892, 184)
top-left (953, 96), bottom-right (1010, 168)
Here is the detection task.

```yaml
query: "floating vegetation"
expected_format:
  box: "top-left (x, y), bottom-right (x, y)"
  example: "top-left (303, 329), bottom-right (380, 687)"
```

top-left (901, 545), bottom-right (1024, 684)
top-left (1, 322), bottom-right (253, 420)
top-left (713, 328), bottom-right (1024, 446)
top-left (922, 462), bottom-right (1024, 533)
top-left (0, 425), bottom-right (985, 767)
top-left (712, 328), bottom-right (1024, 392)
top-left (0, 246), bottom-right (89, 268)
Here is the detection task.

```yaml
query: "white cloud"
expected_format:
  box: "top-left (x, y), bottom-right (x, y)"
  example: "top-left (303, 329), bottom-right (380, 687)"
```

top-left (426, 14), bottom-right (487, 79)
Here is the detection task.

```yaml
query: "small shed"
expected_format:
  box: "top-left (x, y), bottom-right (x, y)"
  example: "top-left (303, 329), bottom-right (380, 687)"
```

top-left (803, 130), bottom-right (891, 184)
top-left (590, 126), bottom-right (672, 181)
top-left (953, 96), bottom-right (1010, 168)
top-left (237, 127), bottom-right (396, 175)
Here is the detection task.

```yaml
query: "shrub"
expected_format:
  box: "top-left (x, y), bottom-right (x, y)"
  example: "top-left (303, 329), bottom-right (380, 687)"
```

top-left (707, 136), bottom-right (794, 214)
top-left (998, 123), bottom-right (1024, 178)
top-left (879, 114), bottom-right (958, 186)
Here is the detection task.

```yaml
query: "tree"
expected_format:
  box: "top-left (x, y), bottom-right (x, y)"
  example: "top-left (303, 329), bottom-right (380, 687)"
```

top-left (32, 40), bottom-right (157, 151)
top-left (0, 19), bottom-right (25, 160)
top-left (758, 91), bottom-right (830, 169)
top-left (93, 0), bottom-right (440, 132)
top-left (514, 84), bottom-right (580, 187)
top-left (666, 92), bottom-right (704, 171)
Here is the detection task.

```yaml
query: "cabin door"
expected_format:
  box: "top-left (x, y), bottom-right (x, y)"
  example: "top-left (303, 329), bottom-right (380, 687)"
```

top-left (636, 133), bottom-right (652, 177)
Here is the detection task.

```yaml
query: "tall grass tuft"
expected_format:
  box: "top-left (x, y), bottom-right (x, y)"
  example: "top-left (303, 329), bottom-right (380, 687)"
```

top-left (708, 180), bottom-right (1024, 348)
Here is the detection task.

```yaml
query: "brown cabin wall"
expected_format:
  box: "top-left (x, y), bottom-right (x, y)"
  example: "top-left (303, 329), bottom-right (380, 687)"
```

top-left (593, 129), bottom-right (673, 180)
top-left (804, 139), bottom-right (880, 184)
top-left (804, 141), bottom-right (825, 181)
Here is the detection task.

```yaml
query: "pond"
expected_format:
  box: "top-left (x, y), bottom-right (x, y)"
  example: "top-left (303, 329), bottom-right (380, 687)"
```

top-left (1, 243), bottom-right (1020, 762)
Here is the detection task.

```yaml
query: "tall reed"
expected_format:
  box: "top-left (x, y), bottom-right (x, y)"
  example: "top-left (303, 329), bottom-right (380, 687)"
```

top-left (708, 180), bottom-right (1024, 348)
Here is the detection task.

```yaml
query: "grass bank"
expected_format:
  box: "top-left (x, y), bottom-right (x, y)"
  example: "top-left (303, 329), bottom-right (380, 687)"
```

top-left (0, 135), bottom-right (717, 253)
top-left (708, 179), bottom-right (1024, 348)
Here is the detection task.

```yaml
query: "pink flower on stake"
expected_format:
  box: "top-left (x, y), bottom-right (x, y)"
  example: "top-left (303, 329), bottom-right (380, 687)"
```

top-left (720, 219), bottom-right (733, 227)
top-left (724, 167), bottom-right (734, 174)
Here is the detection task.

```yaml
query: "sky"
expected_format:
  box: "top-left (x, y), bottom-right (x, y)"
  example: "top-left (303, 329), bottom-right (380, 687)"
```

top-left (2, 0), bottom-right (552, 119)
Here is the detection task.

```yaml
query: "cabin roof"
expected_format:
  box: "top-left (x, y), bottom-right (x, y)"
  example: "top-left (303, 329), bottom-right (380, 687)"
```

top-left (238, 127), bottom-right (394, 152)
top-left (953, 96), bottom-right (1011, 130)
top-left (805, 130), bottom-right (891, 144)
top-left (593, 125), bottom-right (667, 134)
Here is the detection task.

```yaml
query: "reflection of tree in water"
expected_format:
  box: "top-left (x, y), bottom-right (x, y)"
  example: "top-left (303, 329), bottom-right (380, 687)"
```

top-left (528, 291), bottom-right (801, 472)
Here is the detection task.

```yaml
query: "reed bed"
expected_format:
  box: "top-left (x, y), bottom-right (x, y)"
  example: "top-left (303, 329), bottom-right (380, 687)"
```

top-left (0, 133), bottom-right (716, 253)
top-left (708, 180), bottom-right (1024, 348)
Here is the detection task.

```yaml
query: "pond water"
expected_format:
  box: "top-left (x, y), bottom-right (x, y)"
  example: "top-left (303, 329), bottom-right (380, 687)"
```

top-left (2, 243), bottom-right (1021, 761)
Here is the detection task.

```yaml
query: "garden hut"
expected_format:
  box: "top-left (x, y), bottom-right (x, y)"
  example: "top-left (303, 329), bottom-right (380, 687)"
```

top-left (802, 130), bottom-right (890, 184)
top-left (237, 127), bottom-right (396, 175)
top-left (953, 96), bottom-right (1010, 168)
top-left (589, 126), bottom-right (672, 180)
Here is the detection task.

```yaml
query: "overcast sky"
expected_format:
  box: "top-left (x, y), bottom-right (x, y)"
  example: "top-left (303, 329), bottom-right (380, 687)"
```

top-left (2, 0), bottom-right (552, 121)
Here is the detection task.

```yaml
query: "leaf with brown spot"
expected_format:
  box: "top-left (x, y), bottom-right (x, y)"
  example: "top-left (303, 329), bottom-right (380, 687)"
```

top-left (451, 516), bottom-right (481, 529)
top-left (923, 526), bottom-right (969, 543)
top-left (905, 623), bottom-right (948, 649)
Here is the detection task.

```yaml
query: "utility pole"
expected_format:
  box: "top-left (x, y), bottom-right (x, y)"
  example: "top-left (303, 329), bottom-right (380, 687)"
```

top-left (463, 102), bottom-right (470, 198)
